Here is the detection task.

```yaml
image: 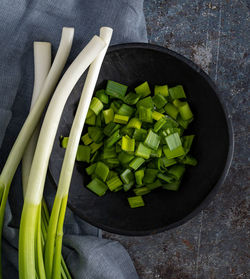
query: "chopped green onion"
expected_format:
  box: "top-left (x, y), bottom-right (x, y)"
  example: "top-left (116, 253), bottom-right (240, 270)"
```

top-left (157, 173), bottom-right (175, 183)
top-left (103, 122), bottom-right (120, 136)
top-left (102, 108), bottom-right (114, 124)
top-left (144, 130), bottom-right (160, 150)
top-left (95, 89), bottom-right (109, 104)
top-left (121, 135), bottom-right (135, 152)
top-left (137, 96), bottom-right (154, 109)
top-left (164, 103), bottom-right (179, 119)
top-left (123, 181), bottom-right (134, 192)
top-left (106, 176), bottom-right (123, 191)
top-left (133, 128), bottom-right (147, 141)
top-left (94, 162), bottom-right (109, 182)
top-left (158, 157), bottom-right (177, 168)
top-left (152, 94), bottom-right (167, 109)
top-left (105, 129), bottom-right (121, 148)
top-left (143, 169), bottom-right (158, 184)
top-left (105, 158), bottom-right (120, 168)
top-left (86, 109), bottom-right (95, 119)
top-left (163, 145), bottom-right (185, 159)
top-left (86, 163), bottom-right (96, 175)
top-left (169, 85), bottom-right (186, 99)
top-left (118, 104), bottom-right (135, 117)
top-left (90, 151), bottom-right (99, 163)
top-left (85, 114), bottom-right (96, 125)
top-left (128, 196), bottom-right (145, 208)
top-left (90, 142), bottom-right (103, 153)
top-left (133, 187), bottom-right (150, 196)
top-left (106, 170), bottom-right (118, 181)
top-left (102, 146), bottom-right (116, 159)
top-left (162, 181), bottom-right (181, 191)
top-left (178, 155), bottom-right (197, 166)
top-left (178, 102), bottom-right (193, 120)
top-left (106, 80), bottom-right (128, 99)
top-left (81, 133), bottom-right (93, 145)
top-left (165, 132), bottom-right (182, 151)
top-left (88, 126), bottom-right (104, 143)
top-left (76, 145), bottom-right (91, 162)
top-left (150, 146), bottom-right (162, 158)
top-left (89, 97), bottom-right (103, 115)
top-left (154, 85), bottom-right (169, 97)
top-left (87, 178), bottom-right (108, 196)
top-left (176, 115), bottom-right (191, 129)
top-left (129, 157), bottom-right (145, 170)
top-left (120, 126), bottom-right (134, 137)
top-left (135, 143), bottom-right (151, 159)
top-left (120, 169), bottom-right (134, 184)
top-left (135, 169), bottom-right (144, 185)
top-left (61, 137), bottom-right (69, 148)
top-left (135, 81), bottom-right (151, 97)
top-left (127, 118), bottom-right (142, 129)
top-left (162, 116), bottom-right (179, 128)
top-left (154, 117), bottom-right (167, 132)
top-left (152, 111), bottom-right (164, 121)
top-left (138, 106), bottom-right (153, 123)
top-left (182, 135), bottom-right (195, 154)
top-left (114, 114), bottom-right (129, 124)
top-left (147, 179), bottom-right (162, 190)
top-left (110, 100), bottom-right (122, 113)
top-left (118, 151), bottom-right (135, 165)
top-left (123, 92), bottom-right (140, 105)
top-left (168, 164), bottom-right (186, 180)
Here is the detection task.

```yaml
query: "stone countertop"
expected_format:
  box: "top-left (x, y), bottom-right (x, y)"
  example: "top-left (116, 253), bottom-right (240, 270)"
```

top-left (103, 1), bottom-right (249, 278)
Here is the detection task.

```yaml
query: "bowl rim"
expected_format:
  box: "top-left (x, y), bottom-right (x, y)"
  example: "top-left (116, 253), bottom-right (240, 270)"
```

top-left (49, 42), bottom-right (234, 236)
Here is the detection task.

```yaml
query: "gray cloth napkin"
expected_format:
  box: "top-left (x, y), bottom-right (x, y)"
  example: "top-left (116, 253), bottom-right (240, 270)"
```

top-left (0, 0), bottom-right (147, 278)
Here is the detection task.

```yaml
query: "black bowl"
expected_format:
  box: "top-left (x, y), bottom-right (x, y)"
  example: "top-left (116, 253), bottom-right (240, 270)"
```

top-left (49, 43), bottom-right (234, 236)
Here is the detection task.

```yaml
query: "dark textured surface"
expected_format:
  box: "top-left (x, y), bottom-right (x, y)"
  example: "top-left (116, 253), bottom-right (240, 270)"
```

top-left (103, 1), bottom-right (250, 278)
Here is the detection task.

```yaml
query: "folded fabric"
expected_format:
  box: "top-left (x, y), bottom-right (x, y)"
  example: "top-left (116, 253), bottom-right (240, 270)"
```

top-left (0, 0), bottom-right (147, 278)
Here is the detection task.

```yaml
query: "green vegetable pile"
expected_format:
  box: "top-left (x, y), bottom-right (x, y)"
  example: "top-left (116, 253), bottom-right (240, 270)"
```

top-left (61, 80), bottom-right (197, 208)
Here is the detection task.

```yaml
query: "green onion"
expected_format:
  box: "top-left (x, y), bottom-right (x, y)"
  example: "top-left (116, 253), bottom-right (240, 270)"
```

top-left (157, 173), bottom-right (175, 183)
top-left (90, 151), bottom-right (99, 163)
top-left (133, 128), bottom-right (147, 141)
top-left (114, 114), bottom-right (129, 124)
top-left (118, 151), bottom-right (134, 165)
top-left (86, 163), bottom-right (96, 175)
top-left (88, 126), bottom-right (104, 143)
top-left (178, 155), bottom-right (197, 166)
top-left (120, 169), bottom-right (134, 184)
top-left (110, 100), bottom-right (122, 113)
top-left (106, 176), bottom-right (123, 191)
top-left (135, 143), bottom-right (151, 159)
top-left (102, 146), bottom-right (116, 159)
top-left (135, 81), bottom-right (151, 97)
top-left (103, 108), bottom-right (114, 124)
top-left (123, 182), bottom-right (134, 192)
top-left (165, 132), bottom-right (182, 151)
top-left (182, 135), bottom-right (195, 154)
top-left (118, 104), bottom-right (135, 117)
top-left (164, 103), bottom-right (179, 119)
top-left (123, 92), bottom-right (140, 105)
top-left (105, 158), bottom-right (120, 168)
top-left (106, 170), bottom-right (118, 181)
top-left (178, 102), bottom-right (193, 120)
top-left (121, 135), bottom-right (135, 152)
top-left (147, 179), bottom-right (162, 190)
top-left (106, 80), bottom-right (128, 99)
top-left (87, 178), bottom-right (108, 196)
top-left (76, 146), bottom-right (91, 163)
top-left (169, 85), bottom-right (186, 99)
top-left (94, 162), bottom-right (109, 182)
top-left (105, 129), bottom-right (121, 148)
top-left (128, 196), bottom-right (145, 208)
top-left (162, 181), bottom-right (181, 191)
top-left (95, 89), bottom-right (109, 104)
top-left (152, 111), bottom-right (164, 121)
top-left (90, 142), bottom-right (103, 153)
top-left (143, 169), bottom-right (158, 184)
top-left (168, 164), bottom-right (186, 180)
top-left (163, 145), bottom-right (185, 159)
top-left (176, 115), bottom-right (191, 129)
top-left (129, 157), bottom-right (145, 170)
top-left (103, 122), bottom-right (120, 136)
top-left (127, 118), bottom-right (142, 129)
top-left (135, 169), bottom-right (144, 185)
top-left (89, 97), bottom-right (103, 115)
top-left (85, 114), bottom-right (96, 125)
top-left (154, 85), bottom-right (169, 97)
top-left (137, 96), bottom-right (154, 109)
top-left (150, 146), bottom-right (162, 158)
top-left (138, 106), bottom-right (153, 123)
top-left (158, 157), bottom-right (177, 169)
top-left (144, 130), bottom-right (160, 150)
top-left (81, 133), bottom-right (93, 145)
top-left (154, 117), bottom-right (167, 132)
top-left (120, 126), bottom-right (134, 137)
top-left (152, 94), bottom-right (167, 109)
top-left (133, 187), bottom-right (150, 196)
top-left (61, 137), bottom-right (69, 148)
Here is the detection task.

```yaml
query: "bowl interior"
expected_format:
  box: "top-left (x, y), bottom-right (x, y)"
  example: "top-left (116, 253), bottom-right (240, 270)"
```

top-left (49, 44), bottom-right (231, 235)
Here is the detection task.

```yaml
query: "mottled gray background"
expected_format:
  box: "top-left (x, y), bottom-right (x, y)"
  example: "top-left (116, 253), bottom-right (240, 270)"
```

top-left (104, 1), bottom-right (250, 278)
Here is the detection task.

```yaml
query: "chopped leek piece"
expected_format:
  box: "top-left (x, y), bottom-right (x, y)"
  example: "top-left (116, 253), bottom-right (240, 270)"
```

top-left (133, 187), bottom-right (150, 196)
top-left (152, 94), bottom-right (167, 109)
top-left (144, 130), bottom-right (160, 150)
top-left (163, 145), bottom-right (185, 159)
top-left (152, 111), bottom-right (164, 121)
top-left (129, 157), bottom-right (145, 170)
top-left (95, 89), bottom-right (109, 104)
top-left (103, 108), bottom-right (114, 124)
top-left (105, 129), bottom-right (121, 148)
top-left (87, 178), bottom-right (108, 196)
top-left (135, 169), bottom-right (144, 185)
top-left (61, 137), bottom-right (69, 148)
top-left (169, 85), bottom-right (186, 99)
top-left (127, 118), bottom-right (142, 129)
top-left (168, 164), bottom-right (185, 180)
top-left (121, 135), bottom-right (135, 152)
top-left (135, 143), bottom-right (151, 159)
top-left (164, 103), bottom-right (179, 119)
top-left (165, 132), bottom-right (182, 151)
top-left (123, 92), bottom-right (140, 105)
top-left (76, 145), bottom-right (91, 162)
top-left (106, 176), bottom-right (123, 191)
top-left (138, 106), bottom-right (153, 123)
top-left (106, 80), bottom-right (128, 99)
top-left (90, 97), bottom-right (103, 115)
top-left (120, 169), bottom-right (134, 184)
top-left (94, 162), bottom-right (109, 182)
top-left (88, 126), bottom-right (104, 143)
top-left (162, 181), bottom-right (181, 191)
top-left (114, 114), bottom-right (129, 124)
top-left (128, 196), bottom-right (145, 208)
top-left (118, 104), bottom-right (135, 117)
top-left (81, 133), bottom-right (93, 145)
top-left (135, 81), bottom-right (151, 97)
top-left (154, 85), bottom-right (169, 97)
top-left (133, 128), bottom-right (147, 141)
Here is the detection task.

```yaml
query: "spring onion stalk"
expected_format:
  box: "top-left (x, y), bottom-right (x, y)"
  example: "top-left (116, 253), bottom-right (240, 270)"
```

top-left (44, 27), bottom-right (112, 279)
top-left (0, 27), bottom-right (74, 278)
top-left (19, 34), bottom-right (106, 279)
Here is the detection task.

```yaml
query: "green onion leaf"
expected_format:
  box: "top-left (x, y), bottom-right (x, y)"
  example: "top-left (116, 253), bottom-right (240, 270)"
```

top-left (135, 81), bottom-right (151, 97)
top-left (128, 196), bottom-right (145, 208)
